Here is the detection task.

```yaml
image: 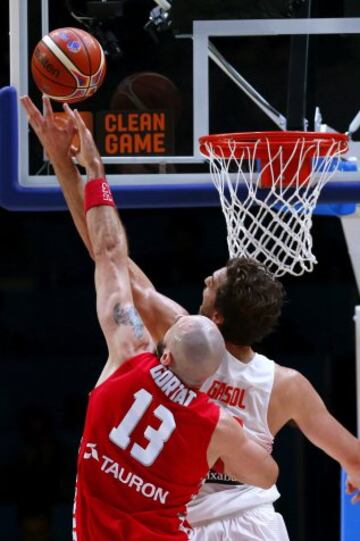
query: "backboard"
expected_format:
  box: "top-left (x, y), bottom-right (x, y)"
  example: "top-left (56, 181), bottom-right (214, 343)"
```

top-left (3, 0), bottom-right (360, 209)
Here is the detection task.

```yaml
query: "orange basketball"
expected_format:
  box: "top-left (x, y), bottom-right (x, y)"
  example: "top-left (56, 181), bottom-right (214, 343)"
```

top-left (31, 27), bottom-right (106, 103)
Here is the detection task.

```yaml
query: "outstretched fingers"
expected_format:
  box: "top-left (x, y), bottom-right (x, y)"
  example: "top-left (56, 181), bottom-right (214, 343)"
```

top-left (73, 108), bottom-right (88, 134)
top-left (63, 105), bottom-right (88, 140)
top-left (20, 96), bottom-right (43, 132)
top-left (73, 109), bottom-right (94, 151)
top-left (63, 102), bottom-right (76, 124)
top-left (42, 95), bottom-right (54, 120)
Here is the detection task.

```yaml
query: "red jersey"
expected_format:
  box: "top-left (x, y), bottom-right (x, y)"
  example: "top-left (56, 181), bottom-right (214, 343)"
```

top-left (73, 352), bottom-right (220, 541)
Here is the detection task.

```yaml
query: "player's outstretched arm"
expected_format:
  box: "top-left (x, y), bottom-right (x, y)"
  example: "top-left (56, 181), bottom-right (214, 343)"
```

top-left (284, 370), bottom-right (360, 499)
top-left (21, 96), bottom-right (187, 342)
top-left (208, 411), bottom-right (279, 489)
top-left (61, 101), bottom-right (189, 341)
top-left (72, 109), bottom-right (154, 384)
top-left (128, 259), bottom-right (188, 342)
top-left (20, 95), bottom-right (93, 255)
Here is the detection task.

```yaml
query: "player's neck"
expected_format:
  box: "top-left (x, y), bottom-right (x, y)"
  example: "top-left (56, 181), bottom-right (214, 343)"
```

top-left (225, 343), bottom-right (255, 364)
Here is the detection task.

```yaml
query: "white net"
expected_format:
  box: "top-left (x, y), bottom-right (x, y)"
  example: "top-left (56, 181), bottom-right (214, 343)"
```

top-left (201, 133), bottom-right (348, 277)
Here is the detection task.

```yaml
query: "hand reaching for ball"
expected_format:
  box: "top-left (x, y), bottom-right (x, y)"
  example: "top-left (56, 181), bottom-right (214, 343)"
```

top-left (21, 95), bottom-right (103, 179)
top-left (64, 103), bottom-right (104, 179)
top-left (21, 95), bottom-right (76, 167)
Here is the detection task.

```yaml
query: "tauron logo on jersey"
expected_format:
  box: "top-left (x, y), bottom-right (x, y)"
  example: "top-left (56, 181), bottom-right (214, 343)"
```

top-left (67, 40), bottom-right (81, 53)
top-left (83, 442), bottom-right (99, 461)
top-left (81, 441), bottom-right (170, 504)
top-left (207, 380), bottom-right (247, 409)
top-left (101, 455), bottom-right (169, 503)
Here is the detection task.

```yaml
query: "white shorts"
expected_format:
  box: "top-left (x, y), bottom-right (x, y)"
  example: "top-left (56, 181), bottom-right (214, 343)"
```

top-left (190, 504), bottom-right (290, 541)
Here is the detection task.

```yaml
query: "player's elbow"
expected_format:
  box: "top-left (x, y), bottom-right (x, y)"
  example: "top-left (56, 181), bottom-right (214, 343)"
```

top-left (131, 280), bottom-right (151, 306)
top-left (226, 454), bottom-right (279, 489)
top-left (258, 458), bottom-right (279, 489)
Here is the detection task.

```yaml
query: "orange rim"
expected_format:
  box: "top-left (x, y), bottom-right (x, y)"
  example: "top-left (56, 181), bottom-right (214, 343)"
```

top-left (199, 131), bottom-right (349, 158)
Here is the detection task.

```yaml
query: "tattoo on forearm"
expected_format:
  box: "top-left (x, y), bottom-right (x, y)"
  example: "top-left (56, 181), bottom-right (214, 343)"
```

top-left (113, 304), bottom-right (144, 339)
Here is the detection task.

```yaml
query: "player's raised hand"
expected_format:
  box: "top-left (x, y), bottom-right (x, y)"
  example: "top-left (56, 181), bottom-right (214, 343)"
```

top-left (20, 95), bottom-right (76, 166)
top-left (64, 104), bottom-right (104, 179)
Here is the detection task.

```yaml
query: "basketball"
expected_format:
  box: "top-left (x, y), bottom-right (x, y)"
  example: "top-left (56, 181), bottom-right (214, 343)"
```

top-left (110, 72), bottom-right (183, 121)
top-left (31, 27), bottom-right (106, 103)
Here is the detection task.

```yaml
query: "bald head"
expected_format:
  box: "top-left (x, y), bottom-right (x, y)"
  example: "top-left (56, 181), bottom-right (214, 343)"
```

top-left (164, 315), bottom-right (226, 388)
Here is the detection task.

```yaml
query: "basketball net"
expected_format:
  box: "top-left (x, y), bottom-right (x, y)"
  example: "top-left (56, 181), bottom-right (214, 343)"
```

top-left (200, 132), bottom-right (348, 277)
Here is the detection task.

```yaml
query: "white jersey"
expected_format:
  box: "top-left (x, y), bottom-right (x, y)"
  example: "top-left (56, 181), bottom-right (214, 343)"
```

top-left (187, 351), bottom-right (280, 524)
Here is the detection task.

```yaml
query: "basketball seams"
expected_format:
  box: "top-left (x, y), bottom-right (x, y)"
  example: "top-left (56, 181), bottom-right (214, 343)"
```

top-left (31, 60), bottom-right (76, 90)
top-left (34, 40), bottom-right (77, 89)
top-left (71, 28), bottom-right (93, 87)
top-left (44, 35), bottom-right (88, 80)
top-left (32, 61), bottom-right (99, 94)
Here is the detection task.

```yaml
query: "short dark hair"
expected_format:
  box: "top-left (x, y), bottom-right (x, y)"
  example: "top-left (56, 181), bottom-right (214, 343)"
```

top-left (214, 258), bottom-right (285, 345)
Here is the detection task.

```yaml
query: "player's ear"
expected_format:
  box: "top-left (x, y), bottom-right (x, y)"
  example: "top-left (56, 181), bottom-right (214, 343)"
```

top-left (160, 350), bottom-right (172, 367)
top-left (211, 311), bottom-right (224, 326)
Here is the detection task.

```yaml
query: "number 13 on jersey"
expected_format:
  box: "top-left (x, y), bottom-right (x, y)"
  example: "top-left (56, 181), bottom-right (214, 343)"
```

top-left (109, 388), bottom-right (176, 467)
